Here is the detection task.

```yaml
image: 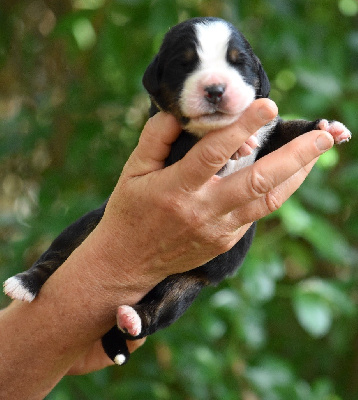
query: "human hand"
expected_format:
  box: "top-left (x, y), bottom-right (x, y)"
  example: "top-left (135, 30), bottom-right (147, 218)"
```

top-left (92, 98), bottom-right (334, 291)
top-left (0, 99), bottom-right (335, 400)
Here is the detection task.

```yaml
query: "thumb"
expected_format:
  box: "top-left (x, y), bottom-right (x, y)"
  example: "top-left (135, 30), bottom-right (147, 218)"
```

top-left (127, 112), bottom-right (182, 176)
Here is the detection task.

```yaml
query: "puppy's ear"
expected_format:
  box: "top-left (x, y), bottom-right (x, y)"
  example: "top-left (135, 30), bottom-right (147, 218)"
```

top-left (142, 55), bottom-right (161, 96)
top-left (254, 55), bottom-right (270, 98)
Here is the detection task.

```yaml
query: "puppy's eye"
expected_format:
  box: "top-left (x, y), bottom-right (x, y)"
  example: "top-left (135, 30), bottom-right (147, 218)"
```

top-left (181, 48), bottom-right (197, 67)
top-left (228, 48), bottom-right (245, 66)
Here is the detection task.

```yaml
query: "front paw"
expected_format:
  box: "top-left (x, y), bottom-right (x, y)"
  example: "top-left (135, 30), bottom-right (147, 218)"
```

top-left (3, 275), bottom-right (36, 302)
top-left (233, 134), bottom-right (259, 158)
top-left (318, 119), bottom-right (352, 144)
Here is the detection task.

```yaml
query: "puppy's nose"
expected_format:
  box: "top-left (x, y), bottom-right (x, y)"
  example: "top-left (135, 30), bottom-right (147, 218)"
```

top-left (204, 84), bottom-right (226, 104)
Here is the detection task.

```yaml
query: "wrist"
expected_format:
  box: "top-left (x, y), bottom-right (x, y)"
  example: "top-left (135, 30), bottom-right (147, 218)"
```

top-left (49, 223), bottom-right (157, 324)
top-left (84, 217), bottom-right (165, 297)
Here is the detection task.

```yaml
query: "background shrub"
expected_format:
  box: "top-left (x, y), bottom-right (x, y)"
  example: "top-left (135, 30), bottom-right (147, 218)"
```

top-left (1, 1), bottom-right (357, 399)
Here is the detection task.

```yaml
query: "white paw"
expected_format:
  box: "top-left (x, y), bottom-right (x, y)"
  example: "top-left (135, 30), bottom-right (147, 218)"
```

top-left (3, 276), bottom-right (35, 302)
top-left (117, 305), bottom-right (142, 337)
top-left (114, 354), bottom-right (127, 366)
top-left (318, 119), bottom-right (352, 144)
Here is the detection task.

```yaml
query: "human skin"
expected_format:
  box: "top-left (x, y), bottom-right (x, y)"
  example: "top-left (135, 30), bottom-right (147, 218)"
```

top-left (0, 99), bottom-right (334, 399)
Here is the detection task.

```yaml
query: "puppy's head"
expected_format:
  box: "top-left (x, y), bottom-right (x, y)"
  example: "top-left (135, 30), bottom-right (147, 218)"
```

top-left (143, 17), bottom-right (270, 137)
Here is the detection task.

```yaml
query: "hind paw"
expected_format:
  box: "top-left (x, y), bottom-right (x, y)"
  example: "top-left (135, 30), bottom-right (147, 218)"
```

top-left (113, 353), bottom-right (127, 366)
top-left (3, 276), bottom-right (36, 302)
top-left (117, 305), bottom-right (142, 337)
top-left (318, 119), bottom-right (352, 144)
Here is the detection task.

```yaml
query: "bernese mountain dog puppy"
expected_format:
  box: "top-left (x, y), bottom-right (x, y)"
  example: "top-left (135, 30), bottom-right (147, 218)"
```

top-left (4, 17), bottom-right (351, 365)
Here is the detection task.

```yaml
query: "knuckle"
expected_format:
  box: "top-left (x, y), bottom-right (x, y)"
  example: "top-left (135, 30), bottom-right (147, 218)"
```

top-left (249, 166), bottom-right (275, 198)
top-left (161, 190), bottom-right (205, 228)
top-left (206, 220), bottom-right (237, 254)
top-left (186, 207), bottom-right (206, 232)
top-left (205, 232), bottom-right (232, 255)
top-left (156, 189), bottom-right (237, 255)
top-left (159, 191), bottom-right (185, 215)
top-left (264, 190), bottom-right (283, 213)
top-left (198, 142), bottom-right (228, 169)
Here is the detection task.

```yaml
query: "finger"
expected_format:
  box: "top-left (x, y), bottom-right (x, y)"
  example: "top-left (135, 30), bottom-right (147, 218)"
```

top-left (177, 99), bottom-right (278, 190)
top-left (237, 142), bottom-right (255, 157)
top-left (245, 134), bottom-right (259, 150)
top-left (127, 337), bottom-right (146, 353)
top-left (214, 129), bottom-right (334, 215)
top-left (231, 158), bottom-right (318, 225)
top-left (127, 112), bottom-right (182, 176)
top-left (66, 340), bottom-right (115, 375)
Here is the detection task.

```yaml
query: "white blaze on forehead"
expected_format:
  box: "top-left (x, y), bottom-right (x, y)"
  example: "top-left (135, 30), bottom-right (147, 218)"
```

top-left (195, 20), bottom-right (231, 69)
top-left (179, 19), bottom-right (256, 136)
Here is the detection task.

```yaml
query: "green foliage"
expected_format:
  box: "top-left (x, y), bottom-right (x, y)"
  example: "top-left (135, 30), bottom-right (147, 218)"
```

top-left (1, 0), bottom-right (358, 399)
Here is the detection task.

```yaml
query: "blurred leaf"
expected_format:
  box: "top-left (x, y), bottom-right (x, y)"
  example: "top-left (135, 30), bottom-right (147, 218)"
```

top-left (299, 186), bottom-right (341, 215)
top-left (297, 278), bottom-right (356, 317)
top-left (72, 17), bottom-right (97, 50)
top-left (278, 197), bottom-right (312, 235)
top-left (210, 288), bottom-right (241, 310)
top-left (241, 259), bottom-right (284, 302)
top-left (245, 356), bottom-right (297, 394)
top-left (293, 288), bottom-right (333, 337)
top-left (279, 198), bottom-right (354, 265)
top-left (339, 0), bottom-right (358, 17)
top-left (293, 278), bottom-right (356, 338)
top-left (312, 378), bottom-right (341, 400)
top-left (316, 147), bottom-right (340, 170)
top-left (238, 306), bottom-right (266, 349)
top-left (304, 215), bottom-right (354, 265)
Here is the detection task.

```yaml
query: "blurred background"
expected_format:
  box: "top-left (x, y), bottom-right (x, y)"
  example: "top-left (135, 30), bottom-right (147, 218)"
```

top-left (1, 0), bottom-right (357, 399)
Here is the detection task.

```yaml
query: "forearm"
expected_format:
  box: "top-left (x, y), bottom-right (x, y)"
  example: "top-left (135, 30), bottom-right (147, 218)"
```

top-left (0, 226), bottom-right (153, 400)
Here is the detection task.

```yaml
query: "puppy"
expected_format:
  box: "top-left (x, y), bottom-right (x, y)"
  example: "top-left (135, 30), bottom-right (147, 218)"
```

top-left (4, 17), bottom-right (351, 365)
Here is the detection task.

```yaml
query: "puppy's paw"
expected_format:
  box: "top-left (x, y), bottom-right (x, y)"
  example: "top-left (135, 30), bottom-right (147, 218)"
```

top-left (117, 305), bottom-right (142, 337)
top-left (114, 353), bottom-right (127, 366)
top-left (3, 276), bottom-right (36, 302)
top-left (318, 119), bottom-right (352, 144)
top-left (231, 134), bottom-right (259, 159)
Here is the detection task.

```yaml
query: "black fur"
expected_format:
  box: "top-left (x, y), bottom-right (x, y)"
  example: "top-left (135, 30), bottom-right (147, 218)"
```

top-left (4, 17), bottom-right (345, 365)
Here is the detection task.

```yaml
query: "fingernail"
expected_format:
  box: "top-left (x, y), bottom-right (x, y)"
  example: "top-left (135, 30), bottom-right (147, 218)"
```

top-left (316, 133), bottom-right (333, 151)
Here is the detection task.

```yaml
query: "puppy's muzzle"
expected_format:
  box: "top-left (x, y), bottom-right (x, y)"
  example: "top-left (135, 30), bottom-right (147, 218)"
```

top-left (204, 84), bottom-right (226, 105)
